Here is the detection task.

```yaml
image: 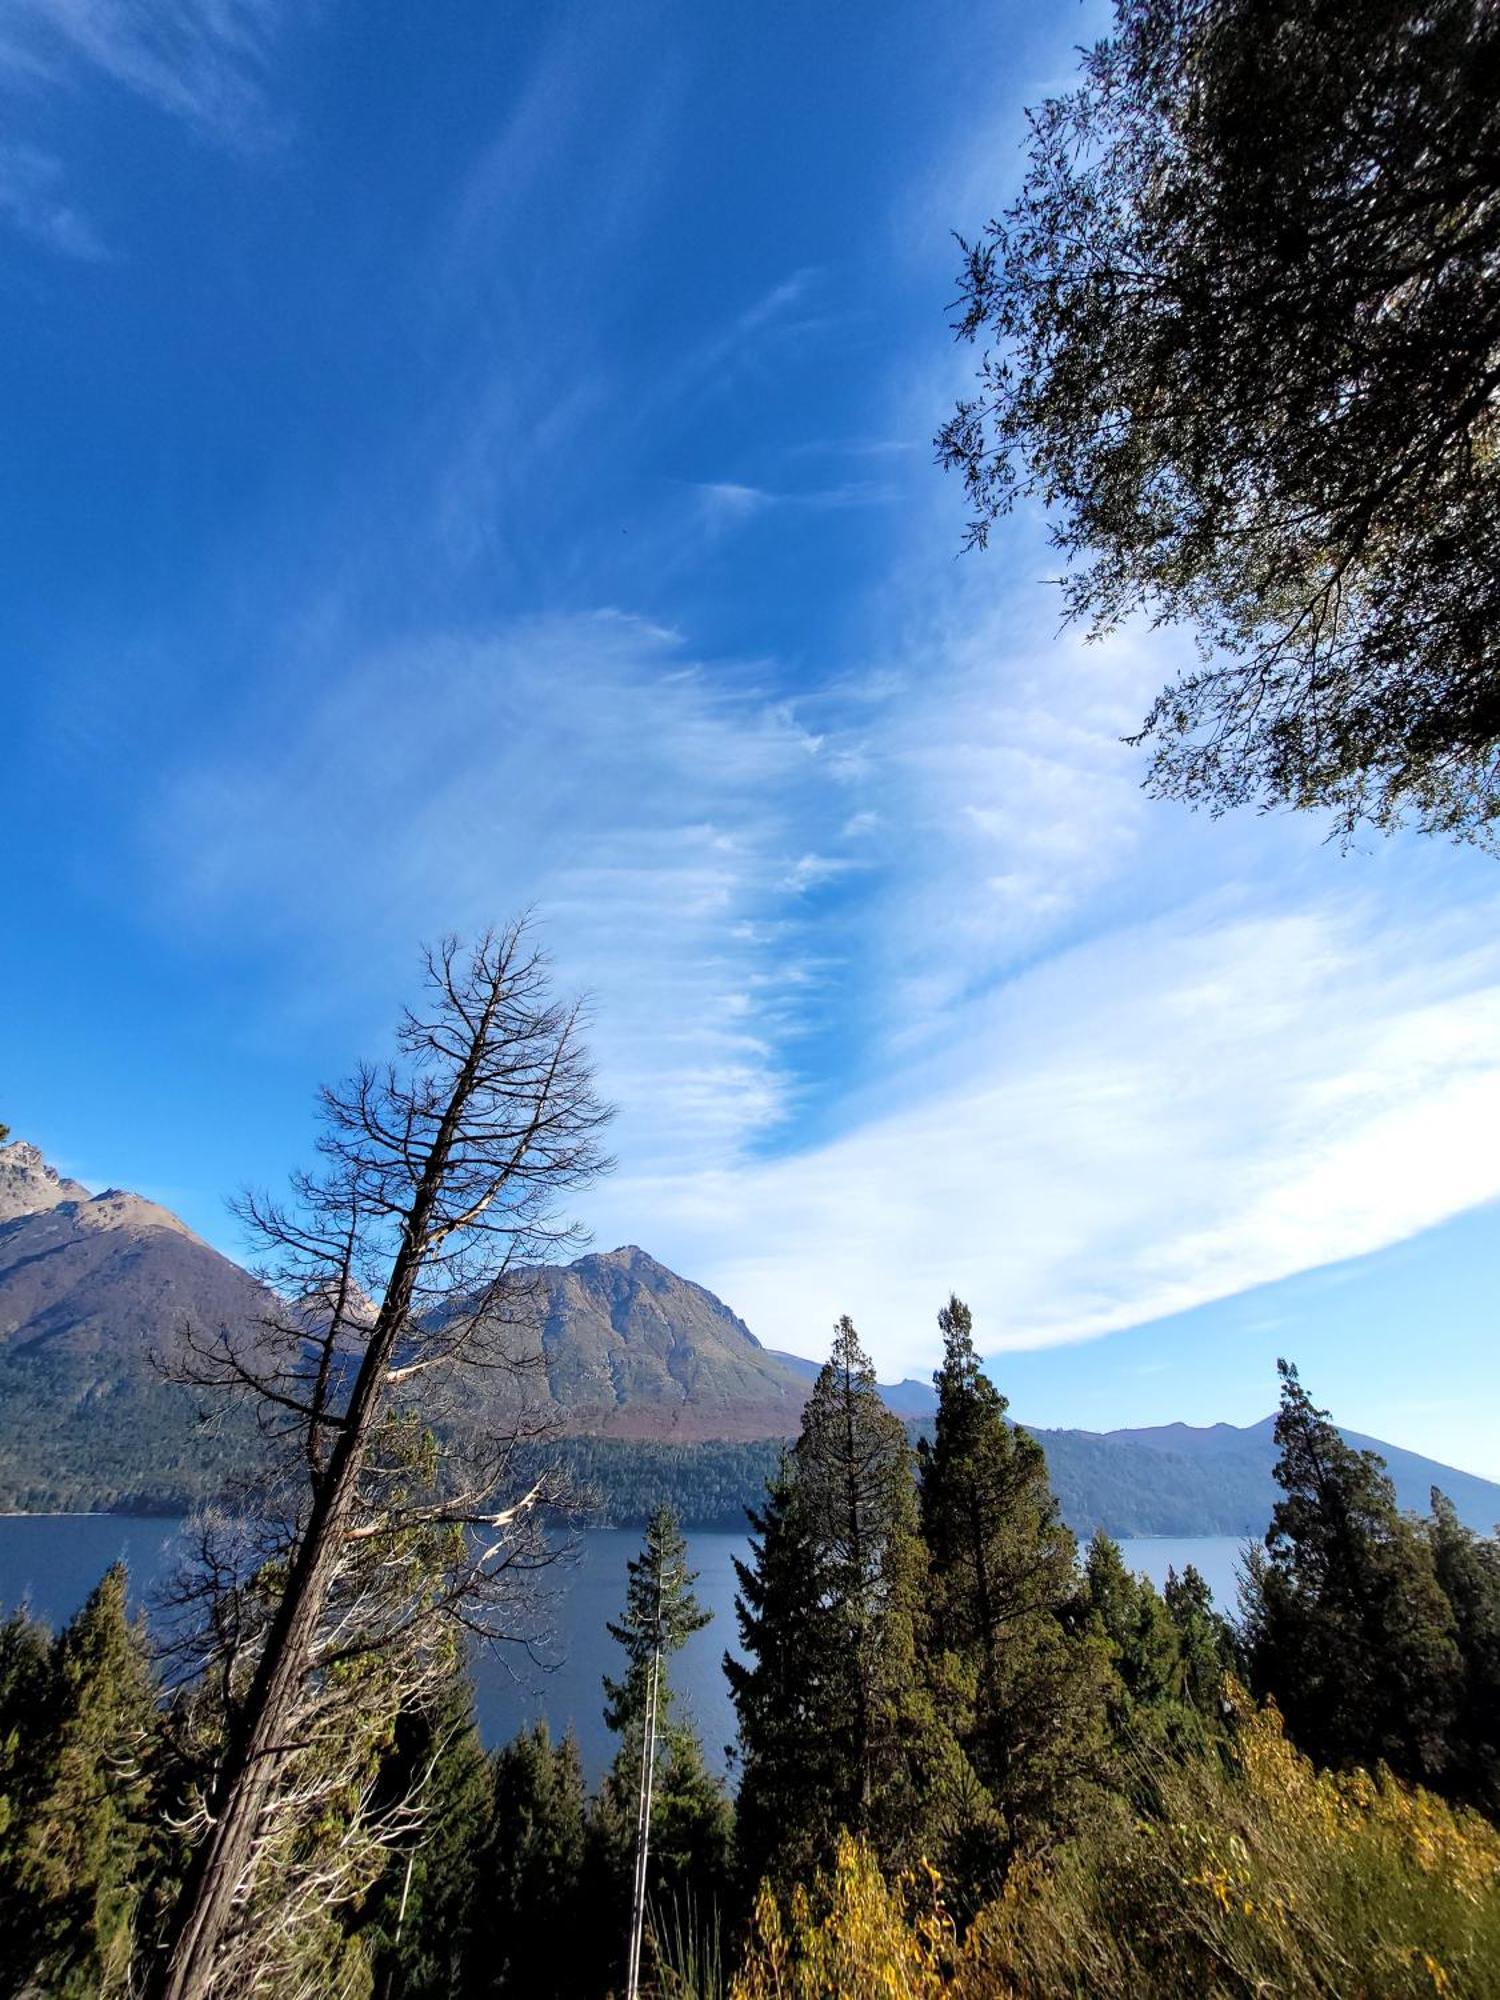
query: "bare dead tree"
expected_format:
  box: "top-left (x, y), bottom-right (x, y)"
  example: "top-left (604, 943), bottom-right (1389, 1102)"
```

top-left (143, 922), bottom-right (612, 2000)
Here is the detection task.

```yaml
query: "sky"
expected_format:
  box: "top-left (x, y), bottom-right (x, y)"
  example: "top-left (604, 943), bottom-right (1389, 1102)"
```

top-left (4, 0), bottom-right (1499, 1477)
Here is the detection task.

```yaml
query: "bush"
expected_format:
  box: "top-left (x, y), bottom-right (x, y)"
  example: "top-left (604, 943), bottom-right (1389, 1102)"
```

top-left (730, 1687), bottom-right (1500, 1998)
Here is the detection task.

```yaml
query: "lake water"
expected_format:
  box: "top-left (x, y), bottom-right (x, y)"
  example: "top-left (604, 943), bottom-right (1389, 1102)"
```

top-left (0, 1516), bottom-right (1250, 1783)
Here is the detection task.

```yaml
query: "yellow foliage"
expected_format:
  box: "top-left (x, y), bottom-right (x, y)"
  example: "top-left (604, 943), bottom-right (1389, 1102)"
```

top-left (728, 1834), bottom-right (959, 2000)
top-left (730, 1687), bottom-right (1500, 1998)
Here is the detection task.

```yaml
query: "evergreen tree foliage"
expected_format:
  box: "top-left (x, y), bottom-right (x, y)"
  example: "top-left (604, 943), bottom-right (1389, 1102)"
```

top-left (468, 1721), bottom-right (588, 2000)
top-left (730, 1317), bottom-right (955, 1889)
top-left (0, 1604), bottom-right (56, 1969)
top-left (1423, 1488), bottom-right (1500, 1817)
top-left (916, 1296), bottom-right (1110, 1862)
top-left (365, 1669), bottom-right (491, 2000)
top-left (1242, 1361), bottom-right (1461, 1790)
top-left (1080, 1531), bottom-right (1185, 1738)
top-left (726, 1462), bottom-right (840, 1890)
top-left (593, 1505), bottom-right (732, 1990)
top-left (6, 1565), bottom-right (160, 1998)
top-left (1163, 1563), bottom-right (1240, 1718)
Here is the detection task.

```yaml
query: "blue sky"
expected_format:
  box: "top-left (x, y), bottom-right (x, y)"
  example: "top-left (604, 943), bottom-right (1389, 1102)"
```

top-left (5, 0), bottom-right (1499, 1476)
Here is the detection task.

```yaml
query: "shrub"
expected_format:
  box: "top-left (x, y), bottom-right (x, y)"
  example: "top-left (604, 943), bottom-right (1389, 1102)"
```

top-left (730, 1687), bottom-right (1500, 1998)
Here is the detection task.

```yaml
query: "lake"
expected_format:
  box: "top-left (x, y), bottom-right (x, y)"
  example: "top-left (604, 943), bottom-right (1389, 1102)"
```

top-left (0, 1516), bottom-right (1251, 1782)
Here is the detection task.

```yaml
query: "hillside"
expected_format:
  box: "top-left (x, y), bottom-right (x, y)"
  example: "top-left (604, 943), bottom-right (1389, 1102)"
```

top-left (0, 1141), bottom-right (815, 1504)
top-left (2, 1138), bottom-right (1497, 1536)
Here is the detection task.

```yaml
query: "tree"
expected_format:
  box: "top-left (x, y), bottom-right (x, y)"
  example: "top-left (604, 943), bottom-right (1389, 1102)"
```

top-left (916, 1297), bottom-right (1109, 1864)
top-left (1079, 1533), bottom-right (1183, 1735)
top-left (363, 1664), bottom-right (491, 2000)
top-left (146, 924), bottom-right (612, 2000)
top-left (939, 0), bottom-right (1500, 845)
top-left (1423, 1488), bottom-right (1500, 1817)
top-left (1242, 1361), bottom-right (1461, 1788)
top-left (9, 1565), bottom-right (160, 1998)
top-left (594, 1505), bottom-right (731, 1991)
top-left (730, 1318), bottom-right (954, 1887)
top-left (1162, 1563), bottom-right (1239, 1718)
top-left (725, 1462), bottom-right (840, 1890)
top-left (469, 1722), bottom-right (588, 2000)
top-left (0, 1602), bottom-right (52, 1900)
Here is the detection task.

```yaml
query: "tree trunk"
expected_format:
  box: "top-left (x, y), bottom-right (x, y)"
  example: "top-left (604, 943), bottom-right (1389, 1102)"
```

top-left (148, 993), bottom-right (498, 2000)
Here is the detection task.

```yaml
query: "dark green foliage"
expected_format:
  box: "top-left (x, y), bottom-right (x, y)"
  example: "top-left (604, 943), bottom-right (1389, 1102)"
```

top-left (603, 1504), bottom-right (713, 1732)
top-left (365, 1671), bottom-right (491, 2000)
top-left (467, 1721), bottom-right (589, 2000)
top-left (940, 0), bottom-right (1500, 845)
top-left (0, 1604), bottom-right (54, 1947)
top-left (593, 1506), bottom-right (732, 1991)
top-left (1423, 1488), bottom-right (1500, 1817)
top-left (1080, 1532), bottom-right (1185, 1731)
top-left (0, 1565), bottom-right (161, 1998)
top-left (917, 1297), bottom-right (1111, 1865)
top-left (726, 1463), bottom-right (839, 1888)
top-left (1242, 1362), bottom-right (1462, 1790)
top-left (1163, 1562), bottom-right (1241, 1716)
top-left (730, 1318), bottom-right (957, 1888)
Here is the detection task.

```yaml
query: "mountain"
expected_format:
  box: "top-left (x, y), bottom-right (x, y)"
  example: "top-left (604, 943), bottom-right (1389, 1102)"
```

top-left (1083, 1415), bottom-right (1500, 1538)
top-left (0, 1142), bottom-right (813, 1505)
top-left (0, 1141), bottom-right (274, 1511)
top-left (2, 1138), bottom-right (1497, 1537)
top-left (503, 1247), bottom-right (810, 1442)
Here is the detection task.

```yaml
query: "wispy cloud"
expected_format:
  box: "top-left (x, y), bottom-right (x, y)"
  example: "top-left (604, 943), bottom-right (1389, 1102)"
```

top-left (155, 611), bottom-right (857, 1178)
top-left (1, 0), bottom-right (286, 143)
top-left (608, 894), bottom-right (1500, 1370)
top-left (0, 0), bottom-right (290, 256)
top-left (693, 477), bottom-right (895, 531)
top-left (0, 140), bottom-right (106, 257)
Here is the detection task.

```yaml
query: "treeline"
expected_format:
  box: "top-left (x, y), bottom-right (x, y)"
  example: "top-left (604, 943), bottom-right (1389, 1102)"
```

top-left (5, 1305), bottom-right (1499, 1995)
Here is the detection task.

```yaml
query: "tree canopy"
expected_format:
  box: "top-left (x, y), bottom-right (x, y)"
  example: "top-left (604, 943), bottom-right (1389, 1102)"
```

top-left (939, 0), bottom-right (1500, 844)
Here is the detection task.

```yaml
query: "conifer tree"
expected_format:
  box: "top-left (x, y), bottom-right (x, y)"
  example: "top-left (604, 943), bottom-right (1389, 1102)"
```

top-left (916, 1296), bottom-right (1110, 1860)
top-left (0, 1605), bottom-right (56, 1976)
top-left (1423, 1489), bottom-right (1500, 1816)
top-left (594, 1506), bottom-right (731, 1989)
top-left (1080, 1532), bottom-right (1184, 1742)
top-left (1162, 1564), bottom-right (1239, 1719)
top-left (1242, 1361), bottom-right (1461, 1789)
top-left (730, 1318), bottom-right (953, 1887)
top-left (726, 1462), bottom-right (839, 1889)
top-left (365, 1668), bottom-right (491, 2000)
top-left (470, 1721), bottom-right (588, 2000)
top-left (16, 1564), bottom-right (160, 1998)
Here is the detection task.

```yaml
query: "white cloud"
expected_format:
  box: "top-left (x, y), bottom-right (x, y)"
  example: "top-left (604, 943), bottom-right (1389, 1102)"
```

top-left (0, 0), bottom-right (289, 257)
top-left (0, 140), bottom-right (105, 257)
top-left (1, 0), bottom-right (285, 143)
top-left (601, 895), bottom-right (1500, 1374)
top-left (155, 611), bottom-right (859, 1179)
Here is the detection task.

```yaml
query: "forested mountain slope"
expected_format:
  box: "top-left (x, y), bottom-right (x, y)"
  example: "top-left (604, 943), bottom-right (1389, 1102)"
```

top-left (1, 1138), bottom-right (1496, 1534)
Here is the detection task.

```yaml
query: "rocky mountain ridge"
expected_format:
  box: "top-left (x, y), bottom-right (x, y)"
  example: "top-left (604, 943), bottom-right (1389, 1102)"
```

top-left (2, 1139), bottom-right (1497, 1535)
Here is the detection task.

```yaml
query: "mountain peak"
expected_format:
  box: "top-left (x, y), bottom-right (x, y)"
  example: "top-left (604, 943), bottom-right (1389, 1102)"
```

top-left (0, 1138), bottom-right (92, 1225)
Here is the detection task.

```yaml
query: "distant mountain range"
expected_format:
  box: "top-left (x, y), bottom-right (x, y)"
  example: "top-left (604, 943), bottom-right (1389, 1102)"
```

top-left (2, 1137), bottom-right (1496, 1536)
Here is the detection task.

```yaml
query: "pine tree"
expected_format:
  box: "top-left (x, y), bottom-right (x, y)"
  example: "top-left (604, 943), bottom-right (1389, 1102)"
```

top-left (470, 1722), bottom-right (588, 2000)
top-left (1080, 1532), bottom-right (1184, 1738)
top-left (1242, 1361), bottom-right (1461, 1789)
top-left (916, 1297), bottom-right (1111, 1864)
top-left (16, 1564), bottom-right (160, 1998)
top-left (1423, 1489), bottom-right (1500, 1816)
top-left (0, 1605), bottom-right (55, 1971)
top-left (365, 1669), bottom-right (491, 2000)
top-left (1162, 1564), bottom-right (1239, 1720)
top-left (595, 1505), bottom-right (731, 1989)
top-left (730, 1317), bottom-right (954, 1888)
top-left (726, 1462), bottom-right (840, 1890)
